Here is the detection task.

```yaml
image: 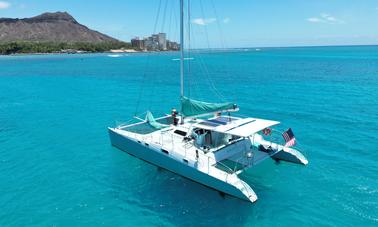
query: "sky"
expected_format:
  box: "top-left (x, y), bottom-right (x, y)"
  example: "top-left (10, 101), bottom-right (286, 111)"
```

top-left (0, 0), bottom-right (378, 48)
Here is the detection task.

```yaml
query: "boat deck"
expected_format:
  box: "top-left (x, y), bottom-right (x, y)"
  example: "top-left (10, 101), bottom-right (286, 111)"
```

top-left (112, 125), bottom-right (257, 200)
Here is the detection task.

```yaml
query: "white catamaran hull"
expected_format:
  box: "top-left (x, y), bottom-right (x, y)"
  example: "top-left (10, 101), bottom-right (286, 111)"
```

top-left (108, 128), bottom-right (257, 202)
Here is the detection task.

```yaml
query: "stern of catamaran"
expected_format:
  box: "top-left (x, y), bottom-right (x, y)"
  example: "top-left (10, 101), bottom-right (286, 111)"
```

top-left (187, 114), bottom-right (308, 176)
top-left (249, 128), bottom-right (309, 166)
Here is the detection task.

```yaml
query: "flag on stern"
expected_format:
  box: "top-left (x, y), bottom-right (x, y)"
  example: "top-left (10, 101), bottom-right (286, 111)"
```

top-left (282, 128), bottom-right (296, 147)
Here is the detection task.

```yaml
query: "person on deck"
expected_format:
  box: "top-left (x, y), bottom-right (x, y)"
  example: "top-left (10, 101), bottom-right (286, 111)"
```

top-left (172, 108), bottom-right (178, 126)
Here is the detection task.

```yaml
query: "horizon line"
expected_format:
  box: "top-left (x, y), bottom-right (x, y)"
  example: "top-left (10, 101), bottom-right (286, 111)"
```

top-left (184, 43), bottom-right (378, 50)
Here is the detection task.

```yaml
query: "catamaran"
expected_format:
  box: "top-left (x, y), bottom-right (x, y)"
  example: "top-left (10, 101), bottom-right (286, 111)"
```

top-left (108, 0), bottom-right (308, 203)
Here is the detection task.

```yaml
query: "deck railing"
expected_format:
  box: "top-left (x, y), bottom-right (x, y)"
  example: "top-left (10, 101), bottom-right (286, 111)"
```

top-left (116, 117), bottom-right (254, 197)
top-left (158, 132), bottom-right (254, 196)
top-left (158, 130), bottom-right (237, 180)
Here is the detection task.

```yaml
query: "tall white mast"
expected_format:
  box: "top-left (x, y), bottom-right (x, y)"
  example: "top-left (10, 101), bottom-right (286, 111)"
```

top-left (180, 0), bottom-right (184, 98)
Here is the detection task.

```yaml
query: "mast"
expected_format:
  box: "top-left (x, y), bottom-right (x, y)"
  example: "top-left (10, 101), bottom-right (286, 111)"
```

top-left (180, 0), bottom-right (184, 98)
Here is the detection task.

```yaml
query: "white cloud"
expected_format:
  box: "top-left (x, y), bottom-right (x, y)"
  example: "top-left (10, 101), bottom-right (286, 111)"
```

top-left (191, 18), bottom-right (216, 26)
top-left (223, 17), bottom-right (230, 24)
top-left (0, 1), bottom-right (10, 9)
top-left (307, 17), bottom-right (322, 23)
top-left (307, 13), bottom-right (345, 24)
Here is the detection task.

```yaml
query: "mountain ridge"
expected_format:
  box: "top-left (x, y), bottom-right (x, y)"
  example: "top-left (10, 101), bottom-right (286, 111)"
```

top-left (0, 12), bottom-right (119, 43)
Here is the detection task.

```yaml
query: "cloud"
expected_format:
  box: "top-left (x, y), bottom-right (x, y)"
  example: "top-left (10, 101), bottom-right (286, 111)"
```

top-left (191, 18), bottom-right (216, 26)
top-left (307, 13), bottom-right (345, 24)
top-left (0, 1), bottom-right (10, 9)
top-left (307, 17), bottom-right (322, 23)
top-left (223, 17), bottom-right (230, 24)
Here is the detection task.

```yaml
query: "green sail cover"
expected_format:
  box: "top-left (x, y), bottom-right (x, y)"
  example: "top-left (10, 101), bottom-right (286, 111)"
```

top-left (181, 96), bottom-right (237, 117)
top-left (146, 111), bottom-right (169, 129)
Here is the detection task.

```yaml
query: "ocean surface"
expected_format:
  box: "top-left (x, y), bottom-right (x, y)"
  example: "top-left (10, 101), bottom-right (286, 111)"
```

top-left (0, 46), bottom-right (377, 226)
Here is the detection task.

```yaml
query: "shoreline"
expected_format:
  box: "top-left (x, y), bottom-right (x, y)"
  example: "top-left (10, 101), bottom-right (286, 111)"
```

top-left (2, 44), bottom-right (377, 56)
top-left (0, 49), bottom-right (180, 56)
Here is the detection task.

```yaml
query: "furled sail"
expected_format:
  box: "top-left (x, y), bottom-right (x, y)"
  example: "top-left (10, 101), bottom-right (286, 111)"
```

top-left (181, 96), bottom-right (237, 117)
top-left (146, 111), bottom-right (169, 129)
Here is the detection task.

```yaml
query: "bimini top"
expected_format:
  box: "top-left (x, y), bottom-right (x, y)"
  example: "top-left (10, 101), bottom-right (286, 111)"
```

top-left (181, 96), bottom-right (238, 117)
top-left (194, 117), bottom-right (280, 137)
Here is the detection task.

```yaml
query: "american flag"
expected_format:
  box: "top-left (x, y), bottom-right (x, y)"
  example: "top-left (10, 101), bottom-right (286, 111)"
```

top-left (282, 128), bottom-right (296, 147)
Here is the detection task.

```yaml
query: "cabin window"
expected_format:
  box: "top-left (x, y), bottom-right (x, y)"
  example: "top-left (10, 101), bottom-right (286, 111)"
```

top-left (183, 159), bottom-right (188, 164)
top-left (145, 143), bottom-right (149, 147)
top-left (174, 130), bottom-right (187, 137)
top-left (161, 149), bottom-right (169, 155)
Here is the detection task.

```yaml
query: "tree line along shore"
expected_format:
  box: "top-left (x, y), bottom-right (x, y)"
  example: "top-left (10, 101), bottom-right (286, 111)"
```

top-left (0, 41), bottom-right (133, 55)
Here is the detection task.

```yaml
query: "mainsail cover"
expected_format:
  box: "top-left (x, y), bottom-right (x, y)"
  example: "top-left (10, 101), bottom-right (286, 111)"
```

top-left (146, 111), bottom-right (169, 129)
top-left (181, 96), bottom-right (237, 117)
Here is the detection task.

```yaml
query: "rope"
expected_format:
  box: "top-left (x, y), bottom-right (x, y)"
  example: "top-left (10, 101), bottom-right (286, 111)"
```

top-left (210, 0), bottom-right (237, 104)
top-left (161, 0), bottom-right (169, 32)
top-left (148, 0), bottom-right (167, 110)
top-left (134, 0), bottom-right (163, 116)
top-left (197, 0), bottom-right (227, 102)
top-left (187, 0), bottom-right (191, 97)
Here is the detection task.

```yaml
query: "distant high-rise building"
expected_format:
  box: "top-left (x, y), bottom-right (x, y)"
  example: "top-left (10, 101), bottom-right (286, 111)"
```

top-left (157, 33), bottom-right (167, 50)
top-left (151, 34), bottom-right (159, 42)
top-left (144, 36), bottom-right (159, 51)
top-left (167, 40), bottom-right (179, 51)
top-left (131, 37), bottom-right (144, 50)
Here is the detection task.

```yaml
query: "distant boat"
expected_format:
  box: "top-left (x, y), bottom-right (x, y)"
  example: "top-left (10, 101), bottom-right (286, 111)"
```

top-left (255, 48), bottom-right (261, 51)
top-left (172, 57), bottom-right (194, 61)
top-left (107, 54), bottom-right (122, 58)
top-left (108, 0), bottom-right (308, 203)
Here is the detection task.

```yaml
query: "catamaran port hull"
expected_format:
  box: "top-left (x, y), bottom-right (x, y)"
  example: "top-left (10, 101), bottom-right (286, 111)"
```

top-left (108, 128), bottom-right (257, 202)
top-left (271, 147), bottom-right (308, 165)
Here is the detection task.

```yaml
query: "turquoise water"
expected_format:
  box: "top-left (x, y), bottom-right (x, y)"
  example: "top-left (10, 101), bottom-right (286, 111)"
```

top-left (1, 46), bottom-right (377, 226)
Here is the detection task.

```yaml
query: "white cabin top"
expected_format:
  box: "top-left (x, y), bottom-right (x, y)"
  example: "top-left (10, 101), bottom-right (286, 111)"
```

top-left (192, 116), bottom-right (280, 137)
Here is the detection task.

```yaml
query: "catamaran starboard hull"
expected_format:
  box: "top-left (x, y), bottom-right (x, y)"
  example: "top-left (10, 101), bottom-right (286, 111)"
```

top-left (108, 128), bottom-right (257, 203)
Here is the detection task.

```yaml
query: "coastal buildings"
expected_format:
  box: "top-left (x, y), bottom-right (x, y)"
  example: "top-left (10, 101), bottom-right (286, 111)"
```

top-left (131, 38), bottom-right (144, 50)
top-left (131, 33), bottom-right (179, 51)
top-left (167, 40), bottom-right (179, 51)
